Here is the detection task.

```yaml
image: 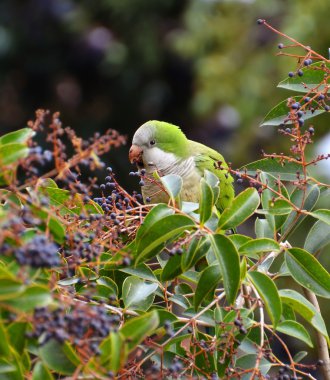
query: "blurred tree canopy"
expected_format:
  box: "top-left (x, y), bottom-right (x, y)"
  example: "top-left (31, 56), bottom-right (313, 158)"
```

top-left (0, 0), bottom-right (330, 178)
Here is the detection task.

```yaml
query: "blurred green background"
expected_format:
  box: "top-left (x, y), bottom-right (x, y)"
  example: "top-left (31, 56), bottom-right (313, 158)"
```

top-left (1, 0), bottom-right (330, 182)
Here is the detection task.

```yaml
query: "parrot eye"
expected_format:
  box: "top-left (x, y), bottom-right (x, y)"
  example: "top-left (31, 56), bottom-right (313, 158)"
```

top-left (149, 140), bottom-right (156, 146)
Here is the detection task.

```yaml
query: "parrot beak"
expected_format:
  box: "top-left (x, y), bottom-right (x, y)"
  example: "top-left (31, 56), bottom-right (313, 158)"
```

top-left (129, 144), bottom-right (143, 164)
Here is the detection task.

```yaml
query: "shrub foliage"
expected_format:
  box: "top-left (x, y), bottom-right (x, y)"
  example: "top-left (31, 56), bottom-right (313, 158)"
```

top-left (0, 22), bottom-right (329, 379)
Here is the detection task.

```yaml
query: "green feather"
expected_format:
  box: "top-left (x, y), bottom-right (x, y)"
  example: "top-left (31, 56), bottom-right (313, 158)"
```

top-left (189, 141), bottom-right (234, 211)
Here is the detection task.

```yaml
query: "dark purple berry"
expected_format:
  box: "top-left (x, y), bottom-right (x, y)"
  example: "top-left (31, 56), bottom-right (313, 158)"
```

top-left (304, 97), bottom-right (311, 103)
top-left (308, 127), bottom-right (315, 134)
top-left (278, 43), bottom-right (284, 49)
top-left (291, 102), bottom-right (301, 109)
top-left (297, 69), bottom-right (304, 77)
top-left (257, 19), bottom-right (265, 25)
top-left (288, 72), bottom-right (294, 78)
top-left (139, 180), bottom-right (145, 186)
top-left (318, 94), bottom-right (325, 100)
top-left (325, 105), bottom-right (330, 111)
top-left (298, 118), bottom-right (304, 126)
top-left (145, 197), bottom-right (151, 203)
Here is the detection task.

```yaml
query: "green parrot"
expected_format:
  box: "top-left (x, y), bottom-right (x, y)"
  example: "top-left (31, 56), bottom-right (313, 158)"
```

top-left (129, 120), bottom-right (234, 211)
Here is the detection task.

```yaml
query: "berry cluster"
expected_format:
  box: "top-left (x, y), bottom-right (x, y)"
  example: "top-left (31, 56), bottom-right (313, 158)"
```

top-left (15, 235), bottom-right (60, 268)
top-left (30, 303), bottom-right (120, 355)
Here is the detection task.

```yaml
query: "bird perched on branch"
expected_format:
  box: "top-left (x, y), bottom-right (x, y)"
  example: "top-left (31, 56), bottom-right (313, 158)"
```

top-left (129, 120), bottom-right (234, 211)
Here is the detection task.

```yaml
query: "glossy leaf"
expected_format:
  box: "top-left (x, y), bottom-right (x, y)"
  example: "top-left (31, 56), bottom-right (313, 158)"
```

top-left (32, 361), bottom-right (54, 380)
top-left (228, 234), bottom-right (252, 250)
top-left (260, 96), bottom-right (324, 127)
top-left (276, 320), bottom-right (313, 348)
top-left (285, 248), bottom-right (330, 298)
top-left (210, 234), bottom-right (240, 304)
top-left (7, 285), bottom-right (52, 311)
top-left (135, 204), bottom-right (174, 242)
top-left (194, 264), bottom-right (221, 310)
top-left (204, 169), bottom-right (220, 203)
top-left (135, 214), bottom-right (195, 264)
top-left (235, 354), bottom-right (271, 379)
top-left (241, 158), bottom-right (303, 181)
top-left (0, 128), bottom-right (34, 145)
top-left (255, 218), bottom-right (274, 239)
top-left (39, 339), bottom-right (76, 375)
top-left (260, 171), bottom-right (289, 230)
top-left (282, 184), bottom-right (320, 236)
top-left (0, 143), bottom-right (29, 166)
top-left (304, 220), bottom-right (330, 254)
top-left (122, 276), bottom-right (158, 311)
top-left (0, 278), bottom-right (25, 301)
top-left (279, 289), bottom-right (329, 343)
top-left (199, 178), bottom-right (213, 225)
top-left (278, 61), bottom-right (330, 93)
top-left (248, 271), bottom-right (281, 327)
top-left (161, 254), bottom-right (183, 281)
top-left (38, 185), bottom-right (102, 215)
top-left (120, 263), bottom-right (157, 282)
top-left (218, 188), bottom-right (260, 230)
top-left (239, 238), bottom-right (280, 256)
top-left (309, 209), bottom-right (330, 226)
top-left (120, 310), bottom-right (159, 352)
top-left (160, 174), bottom-right (182, 201)
top-left (181, 235), bottom-right (210, 272)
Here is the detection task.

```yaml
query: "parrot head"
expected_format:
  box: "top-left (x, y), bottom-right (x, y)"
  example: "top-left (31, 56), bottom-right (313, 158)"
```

top-left (129, 120), bottom-right (189, 171)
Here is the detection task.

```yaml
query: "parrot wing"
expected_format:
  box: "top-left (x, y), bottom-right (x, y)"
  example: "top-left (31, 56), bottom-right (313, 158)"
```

top-left (189, 140), bottom-right (234, 212)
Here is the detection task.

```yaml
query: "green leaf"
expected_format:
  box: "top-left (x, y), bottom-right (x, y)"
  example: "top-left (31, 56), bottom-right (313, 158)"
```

top-left (218, 188), bottom-right (260, 230)
top-left (0, 128), bottom-right (34, 145)
top-left (0, 321), bottom-right (10, 357)
top-left (161, 254), bottom-right (183, 281)
top-left (0, 143), bottom-right (29, 166)
top-left (136, 204), bottom-right (174, 242)
top-left (235, 354), bottom-right (271, 379)
top-left (293, 351), bottom-right (308, 363)
top-left (0, 278), bottom-right (25, 301)
top-left (260, 172), bottom-right (290, 230)
top-left (160, 174), bottom-right (182, 201)
top-left (7, 322), bottom-right (27, 354)
top-left (96, 277), bottom-right (118, 298)
top-left (278, 61), bottom-right (330, 93)
top-left (304, 220), bottom-right (330, 254)
top-left (7, 285), bottom-right (52, 311)
top-left (210, 234), bottom-right (240, 304)
top-left (120, 263), bottom-right (157, 282)
top-left (30, 206), bottom-right (65, 244)
top-left (120, 310), bottom-right (159, 352)
top-left (39, 339), bottom-right (76, 375)
top-left (309, 209), bottom-right (330, 226)
top-left (199, 178), bottom-right (213, 225)
top-left (276, 320), bottom-right (313, 348)
top-left (255, 218), bottom-right (274, 239)
top-left (279, 289), bottom-right (329, 343)
top-left (239, 238), bottom-right (280, 256)
top-left (181, 235), bottom-right (210, 272)
top-left (285, 248), bottom-right (330, 298)
top-left (260, 96), bottom-right (324, 127)
top-left (282, 184), bottom-right (320, 236)
top-left (241, 158), bottom-right (303, 181)
top-left (122, 276), bottom-right (158, 311)
top-left (194, 264), bottom-right (221, 310)
top-left (204, 169), bottom-right (220, 203)
top-left (257, 199), bottom-right (292, 215)
top-left (38, 185), bottom-right (102, 216)
top-left (228, 234), bottom-right (252, 250)
top-left (135, 214), bottom-right (195, 264)
top-left (248, 271), bottom-right (282, 327)
top-left (99, 332), bottom-right (126, 372)
top-left (32, 361), bottom-right (54, 380)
